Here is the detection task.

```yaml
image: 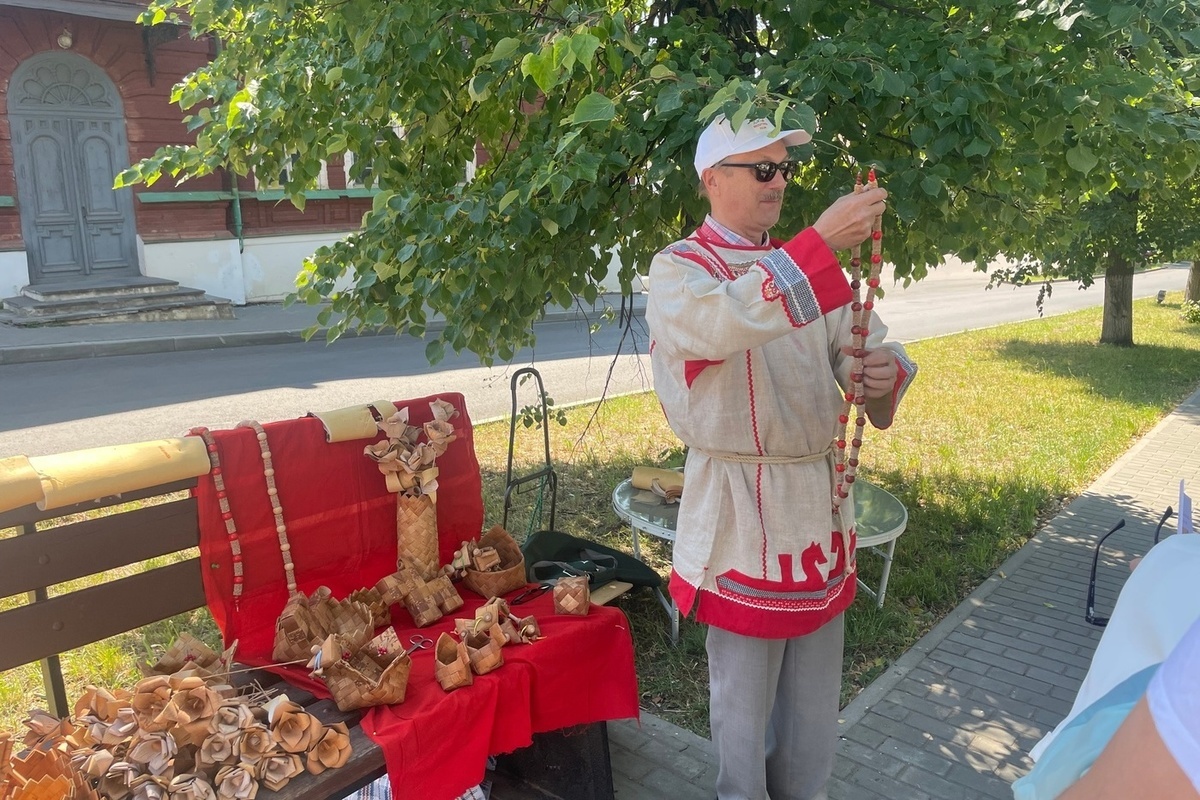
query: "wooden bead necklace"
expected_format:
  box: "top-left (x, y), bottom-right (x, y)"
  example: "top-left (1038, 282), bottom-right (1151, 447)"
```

top-left (236, 420), bottom-right (299, 596)
top-left (832, 168), bottom-right (884, 521)
top-left (192, 426), bottom-right (245, 605)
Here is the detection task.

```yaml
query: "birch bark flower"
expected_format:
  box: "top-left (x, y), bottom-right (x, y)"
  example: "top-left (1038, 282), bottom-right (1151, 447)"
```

top-left (257, 752), bottom-right (303, 792)
top-left (131, 676), bottom-right (175, 732)
top-left (267, 701), bottom-right (324, 754)
top-left (213, 763), bottom-right (259, 800)
top-left (167, 773), bottom-right (218, 800)
top-left (74, 685), bottom-right (131, 722)
top-left (100, 760), bottom-right (144, 800)
top-left (305, 722), bottom-right (351, 775)
top-left (197, 731), bottom-right (239, 771)
top-left (208, 701), bottom-right (256, 736)
top-left (130, 774), bottom-right (169, 800)
top-left (128, 730), bottom-right (178, 776)
top-left (237, 724), bottom-right (277, 765)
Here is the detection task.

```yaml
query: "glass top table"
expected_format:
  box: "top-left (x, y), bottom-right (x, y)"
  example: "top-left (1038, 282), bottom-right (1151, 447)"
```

top-left (612, 476), bottom-right (909, 641)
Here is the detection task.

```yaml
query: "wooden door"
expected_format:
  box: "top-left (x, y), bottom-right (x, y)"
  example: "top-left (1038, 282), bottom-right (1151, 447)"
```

top-left (9, 53), bottom-right (139, 285)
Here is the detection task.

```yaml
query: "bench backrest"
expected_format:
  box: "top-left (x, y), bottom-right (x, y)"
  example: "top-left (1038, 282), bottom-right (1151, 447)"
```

top-left (0, 478), bottom-right (205, 716)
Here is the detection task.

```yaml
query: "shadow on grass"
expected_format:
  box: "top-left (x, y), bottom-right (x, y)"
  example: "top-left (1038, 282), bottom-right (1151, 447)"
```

top-left (995, 340), bottom-right (1200, 406)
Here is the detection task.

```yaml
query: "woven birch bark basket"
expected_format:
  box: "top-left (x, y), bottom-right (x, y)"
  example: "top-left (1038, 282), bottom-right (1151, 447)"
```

top-left (554, 576), bottom-right (591, 615)
top-left (320, 648), bottom-right (412, 711)
top-left (462, 525), bottom-right (527, 598)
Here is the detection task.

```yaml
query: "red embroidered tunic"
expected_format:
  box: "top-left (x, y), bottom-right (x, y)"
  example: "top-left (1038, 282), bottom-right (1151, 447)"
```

top-left (647, 219), bottom-right (917, 638)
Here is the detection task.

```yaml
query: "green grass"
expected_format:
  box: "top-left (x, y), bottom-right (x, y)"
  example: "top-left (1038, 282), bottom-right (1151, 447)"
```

top-left (3, 293), bottom-right (1199, 739)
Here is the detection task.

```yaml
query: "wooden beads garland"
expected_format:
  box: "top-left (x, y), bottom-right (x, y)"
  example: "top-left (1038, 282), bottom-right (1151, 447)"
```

top-left (237, 420), bottom-right (299, 596)
top-left (832, 168), bottom-right (884, 521)
top-left (191, 426), bottom-right (245, 603)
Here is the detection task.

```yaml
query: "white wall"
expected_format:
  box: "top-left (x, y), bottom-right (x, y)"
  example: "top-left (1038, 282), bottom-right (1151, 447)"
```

top-left (142, 238), bottom-right (246, 304)
top-left (4, 232), bottom-right (350, 304)
top-left (239, 232), bottom-right (351, 303)
top-left (0, 251), bottom-right (28, 298)
top-left (138, 232), bottom-right (352, 304)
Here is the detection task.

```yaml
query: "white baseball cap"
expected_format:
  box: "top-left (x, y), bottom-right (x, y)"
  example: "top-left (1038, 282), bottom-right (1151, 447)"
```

top-left (693, 115), bottom-right (812, 179)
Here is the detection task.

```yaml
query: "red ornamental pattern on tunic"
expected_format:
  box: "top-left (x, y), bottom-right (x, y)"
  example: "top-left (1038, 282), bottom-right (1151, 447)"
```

top-left (761, 274), bottom-right (782, 301)
top-left (714, 531), bottom-right (858, 612)
top-left (717, 574), bottom-right (849, 613)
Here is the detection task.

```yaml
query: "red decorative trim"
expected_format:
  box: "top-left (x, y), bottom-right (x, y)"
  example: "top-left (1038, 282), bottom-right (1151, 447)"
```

top-left (669, 569), bottom-right (699, 615)
top-left (779, 228), bottom-right (851, 313)
top-left (699, 573), bottom-right (855, 639)
top-left (757, 465), bottom-right (768, 576)
top-left (674, 246), bottom-right (722, 278)
top-left (746, 351), bottom-right (764, 457)
top-left (695, 221), bottom-right (768, 252)
top-left (687, 236), bottom-right (739, 281)
top-left (744, 351), bottom-right (768, 575)
top-left (684, 359), bottom-right (724, 388)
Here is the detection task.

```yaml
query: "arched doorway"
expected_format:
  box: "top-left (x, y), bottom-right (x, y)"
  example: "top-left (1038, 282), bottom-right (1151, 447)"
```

top-left (8, 51), bottom-right (139, 286)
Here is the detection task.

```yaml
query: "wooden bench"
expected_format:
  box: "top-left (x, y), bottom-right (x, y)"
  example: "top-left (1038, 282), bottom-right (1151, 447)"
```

top-left (0, 427), bottom-right (625, 799)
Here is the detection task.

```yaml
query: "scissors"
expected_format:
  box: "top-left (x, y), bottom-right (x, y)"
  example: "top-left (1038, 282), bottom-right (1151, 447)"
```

top-left (404, 635), bottom-right (434, 656)
top-left (510, 583), bottom-right (552, 606)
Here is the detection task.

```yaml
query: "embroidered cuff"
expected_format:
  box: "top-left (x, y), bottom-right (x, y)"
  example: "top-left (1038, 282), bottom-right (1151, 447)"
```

top-left (893, 349), bottom-right (918, 408)
top-left (876, 349), bottom-right (918, 429)
top-left (757, 228), bottom-right (852, 327)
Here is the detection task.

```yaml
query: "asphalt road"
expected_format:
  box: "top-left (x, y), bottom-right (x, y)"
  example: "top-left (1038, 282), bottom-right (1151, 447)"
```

top-left (0, 261), bottom-right (1188, 457)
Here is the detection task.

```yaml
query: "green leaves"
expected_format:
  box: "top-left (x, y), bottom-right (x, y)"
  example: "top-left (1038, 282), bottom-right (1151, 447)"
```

top-left (520, 49), bottom-right (557, 93)
top-left (520, 30), bottom-right (603, 93)
top-left (571, 93), bottom-right (615, 125)
top-left (1066, 144), bottom-right (1099, 176)
top-left (120, 0), bottom-right (1200, 365)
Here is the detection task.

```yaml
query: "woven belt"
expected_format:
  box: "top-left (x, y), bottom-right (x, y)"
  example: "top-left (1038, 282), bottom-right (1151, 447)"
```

top-left (697, 446), bottom-right (832, 464)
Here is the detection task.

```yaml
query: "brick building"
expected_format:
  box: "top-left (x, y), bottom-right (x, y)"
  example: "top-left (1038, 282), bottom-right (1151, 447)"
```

top-left (0, 0), bottom-right (373, 320)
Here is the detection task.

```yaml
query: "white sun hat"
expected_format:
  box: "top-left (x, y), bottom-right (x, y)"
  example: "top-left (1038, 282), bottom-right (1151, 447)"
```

top-left (693, 115), bottom-right (812, 179)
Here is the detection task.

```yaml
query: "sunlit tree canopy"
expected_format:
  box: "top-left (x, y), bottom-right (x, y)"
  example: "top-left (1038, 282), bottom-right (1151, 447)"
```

top-left (122, 0), bottom-right (1200, 360)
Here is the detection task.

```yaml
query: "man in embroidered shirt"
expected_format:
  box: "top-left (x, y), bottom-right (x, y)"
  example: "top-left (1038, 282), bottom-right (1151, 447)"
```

top-left (646, 115), bottom-right (918, 800)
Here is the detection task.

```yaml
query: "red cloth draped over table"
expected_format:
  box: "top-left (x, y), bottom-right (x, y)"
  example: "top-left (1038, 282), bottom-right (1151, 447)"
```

top-left (192, 392), bottom-right (639, 800)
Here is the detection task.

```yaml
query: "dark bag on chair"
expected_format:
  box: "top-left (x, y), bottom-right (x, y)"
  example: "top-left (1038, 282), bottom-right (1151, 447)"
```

top-left (522, 530), bottom-right (662, 589)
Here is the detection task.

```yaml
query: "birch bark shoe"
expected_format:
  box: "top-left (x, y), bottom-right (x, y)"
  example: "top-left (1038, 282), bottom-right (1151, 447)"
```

top-left (463, 626), bottom-right (505, 675)
top-left (434, 633), bottom-right (473, 691)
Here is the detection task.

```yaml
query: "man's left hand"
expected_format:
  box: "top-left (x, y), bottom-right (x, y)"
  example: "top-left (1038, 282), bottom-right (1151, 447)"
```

top-left (840, 346), bottom-right (897, 399)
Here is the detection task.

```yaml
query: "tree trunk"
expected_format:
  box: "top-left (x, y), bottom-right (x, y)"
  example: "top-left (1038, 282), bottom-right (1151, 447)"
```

top-left (1100, 250), bottom-right (1135, 346)
top-left (1186, 259), bottom-right (1200, 303)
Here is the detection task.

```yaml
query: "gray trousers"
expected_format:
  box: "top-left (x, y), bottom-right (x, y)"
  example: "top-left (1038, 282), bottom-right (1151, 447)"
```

top-left (707, 614), bottom-right (844, 800)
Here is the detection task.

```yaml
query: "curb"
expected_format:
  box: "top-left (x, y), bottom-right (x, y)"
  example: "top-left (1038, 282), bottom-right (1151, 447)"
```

top-left (0, 302), bottom-right (645, 366)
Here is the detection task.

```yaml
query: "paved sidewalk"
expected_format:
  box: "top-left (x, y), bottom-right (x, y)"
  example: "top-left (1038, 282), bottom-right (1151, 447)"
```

top-left (603, 383), bottom-right (1200, 799)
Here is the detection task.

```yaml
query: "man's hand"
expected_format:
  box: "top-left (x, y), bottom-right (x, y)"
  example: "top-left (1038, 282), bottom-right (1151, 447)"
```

top-left (840, 346), bottom-right (897, 399)
top-left (812, 187), bottom-right (887, 251)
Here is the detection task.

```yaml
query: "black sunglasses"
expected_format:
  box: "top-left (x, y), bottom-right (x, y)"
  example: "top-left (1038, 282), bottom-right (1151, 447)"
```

top-left (717, 160), bottom-right (799, 182)
top-left (1085, 506), bottom-right (1173, 627)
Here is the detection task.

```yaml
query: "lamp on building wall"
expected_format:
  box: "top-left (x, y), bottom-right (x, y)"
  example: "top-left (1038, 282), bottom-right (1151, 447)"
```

top-left (57, 28), bottom-right (73, 49)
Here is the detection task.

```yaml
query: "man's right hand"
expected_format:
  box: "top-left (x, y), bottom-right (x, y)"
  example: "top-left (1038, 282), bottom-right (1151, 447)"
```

top-left (811, 187), bottom-right (888, 251)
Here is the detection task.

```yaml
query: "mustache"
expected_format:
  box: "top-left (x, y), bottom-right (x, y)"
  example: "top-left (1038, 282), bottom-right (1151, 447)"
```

top-left (760, 191), bottom-right (784, 202)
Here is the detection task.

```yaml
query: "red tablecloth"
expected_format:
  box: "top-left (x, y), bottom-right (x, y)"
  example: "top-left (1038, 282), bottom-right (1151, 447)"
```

top-left (192, 393), bottom-right (639, 800)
